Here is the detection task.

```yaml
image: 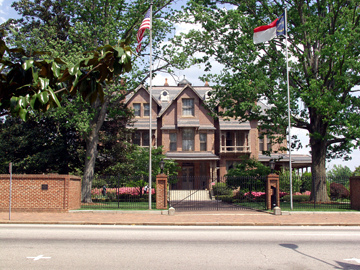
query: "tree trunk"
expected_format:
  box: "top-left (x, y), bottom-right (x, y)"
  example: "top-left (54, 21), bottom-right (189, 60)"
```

top-left (81, 96), bottom-right (110, 203)
top-left (309, 119), bottom-right (330, 203)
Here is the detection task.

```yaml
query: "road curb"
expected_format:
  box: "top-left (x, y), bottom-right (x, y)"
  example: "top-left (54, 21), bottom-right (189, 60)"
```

top-left (1, 221), bottom-right (360, 226)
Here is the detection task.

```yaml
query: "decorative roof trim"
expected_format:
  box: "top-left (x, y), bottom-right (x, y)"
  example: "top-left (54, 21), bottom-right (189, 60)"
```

top-left (125, 85), bottom-right (162, 107)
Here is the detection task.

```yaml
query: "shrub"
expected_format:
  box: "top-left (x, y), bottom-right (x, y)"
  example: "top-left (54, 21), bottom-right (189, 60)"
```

top-left (282, 195), bottom-right (310, 203)
top-left (216, 195), bottom-right (233, 203)
top-left (213, 182), bottom-right (233, 196)
top-left (300, 173), bottom-right (312, 193)
top-left (329, 182), bottom-right (350, 200)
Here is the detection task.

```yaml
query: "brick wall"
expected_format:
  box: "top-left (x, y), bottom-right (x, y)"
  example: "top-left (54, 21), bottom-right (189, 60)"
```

top-left (0, 174), bottom-right (81, 212)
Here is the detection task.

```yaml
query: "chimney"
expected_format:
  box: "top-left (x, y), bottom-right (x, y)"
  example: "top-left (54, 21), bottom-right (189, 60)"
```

top-left (164, 78), bottom-right (169, 86)
top-left (204, 81), bottom-right (209, 87)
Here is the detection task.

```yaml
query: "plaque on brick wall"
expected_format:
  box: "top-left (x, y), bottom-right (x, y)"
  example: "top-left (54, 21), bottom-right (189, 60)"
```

top-left (41, 184), bottom-right (48, 190)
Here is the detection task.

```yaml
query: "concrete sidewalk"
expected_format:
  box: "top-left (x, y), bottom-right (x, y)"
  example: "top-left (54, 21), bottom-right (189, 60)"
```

top-left (1, 209), bottom-right (360, 226)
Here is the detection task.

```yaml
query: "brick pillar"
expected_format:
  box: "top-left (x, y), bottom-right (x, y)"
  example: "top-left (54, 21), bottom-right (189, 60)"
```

top-left (266, 174), bottom-right (280, 210)
top-left (350, 176), bottom-right (360, 210)
top-left (156, 174), bottom-right (167, 209)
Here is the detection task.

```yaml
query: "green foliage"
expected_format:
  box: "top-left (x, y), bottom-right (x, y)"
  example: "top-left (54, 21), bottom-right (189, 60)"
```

top-left (2, 1), bottom-right (180, 204)
top-left (169, 0), bottom-right (360, 202)
top-left (114, 145), bottom-right (180, 179)
top-left (226, 157), bottom-right (270, 178)
top-left (282, 195), bottom-right (311, 203)
top-left (0, 114), bottom-right (84, 174)
top-left (327, 165), bottom-right (352, 180)
top-left (0, 28), bottom-right (133, 120)
top-left (353, 166), bottom-right (360, 177)
top-left (226, 157), bottom-right (269, 190)
top-left (216, 195), bottom-right (233, 203)
top-left (300, 172), bottom-right (313, 193)
top-left (212, 182), bottom-right (233, 196)
top-left (279, 169), bottom-right (302, 193)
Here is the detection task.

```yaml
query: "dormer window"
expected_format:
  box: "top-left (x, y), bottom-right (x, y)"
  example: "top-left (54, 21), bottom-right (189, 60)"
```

top-left (133, 103), bottom-right (141, 117)
top-left (182, 98), bottom-right (194, 116)
top-left (160, 90), bottom-right (169, 102)
top-left (144, 103), bottom-right (150, 117)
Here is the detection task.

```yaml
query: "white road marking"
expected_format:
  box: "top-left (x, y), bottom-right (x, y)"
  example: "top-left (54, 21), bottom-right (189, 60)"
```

top-left (26, 255), bottom-right (51, 261)
top-left (344, 258), bottom-right (360, 264)
top-left (290, 234), bottom-right (360, 236)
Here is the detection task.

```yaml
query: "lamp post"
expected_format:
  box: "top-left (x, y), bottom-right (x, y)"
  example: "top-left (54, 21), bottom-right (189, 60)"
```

top-left (269, 159), bottom-right (275, 174)
top-left (160, 159), bottom-right (165, 174)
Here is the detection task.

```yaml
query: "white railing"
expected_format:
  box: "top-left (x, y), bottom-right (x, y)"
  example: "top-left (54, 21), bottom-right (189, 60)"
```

top-left (220, 145), bottom-right (251, 153)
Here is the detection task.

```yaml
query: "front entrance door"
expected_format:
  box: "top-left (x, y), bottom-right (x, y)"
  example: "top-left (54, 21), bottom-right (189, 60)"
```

top-left (182, 166), bottom-right (194, 190)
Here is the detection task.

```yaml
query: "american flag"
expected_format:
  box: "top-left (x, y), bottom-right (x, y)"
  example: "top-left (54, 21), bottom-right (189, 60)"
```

top-left (136, 8), bottom-right (151, 53)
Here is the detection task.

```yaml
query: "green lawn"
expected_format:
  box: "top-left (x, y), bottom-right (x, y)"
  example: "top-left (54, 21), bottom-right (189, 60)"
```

top-left (279, 201), bottom-right (355, 211)
top-left (81, 201), bottom-right (158, 210)
top-left (234, 200), bottom-right (356, 212)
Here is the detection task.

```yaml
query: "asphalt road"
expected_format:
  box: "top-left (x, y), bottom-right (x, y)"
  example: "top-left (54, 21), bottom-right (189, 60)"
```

top-left (1, 225), bottom-right (360, 270)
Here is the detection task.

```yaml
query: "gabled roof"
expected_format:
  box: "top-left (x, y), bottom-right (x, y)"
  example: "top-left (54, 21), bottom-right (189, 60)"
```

top-left (158, 84), bottom-right (206, 117)
top-left (125, 84), bottom-right (161, 107)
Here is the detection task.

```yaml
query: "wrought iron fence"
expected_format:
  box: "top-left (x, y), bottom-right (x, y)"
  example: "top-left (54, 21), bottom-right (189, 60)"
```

top-left (168, 175), bottom-right (267, 211)
top-left (279, 175), bottom-right (351, 210)
top-left (81, 175), bottom-right (156, 210)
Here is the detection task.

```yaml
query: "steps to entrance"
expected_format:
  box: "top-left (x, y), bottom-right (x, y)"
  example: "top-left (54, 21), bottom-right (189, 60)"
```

top-left (169, 190), bottom-right (211, 201)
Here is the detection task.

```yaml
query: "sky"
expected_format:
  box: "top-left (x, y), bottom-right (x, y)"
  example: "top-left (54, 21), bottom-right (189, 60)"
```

top-left (1, 0), bottom-right (359, 172)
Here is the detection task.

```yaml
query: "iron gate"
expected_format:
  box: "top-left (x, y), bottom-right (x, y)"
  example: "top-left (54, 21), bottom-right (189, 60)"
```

top-left (168, 176), bottom-right (267, 211)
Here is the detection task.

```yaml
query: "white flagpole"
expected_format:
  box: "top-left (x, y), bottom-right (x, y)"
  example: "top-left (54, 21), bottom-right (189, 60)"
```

top-left (148, 2), bottom-right (153, 210)
top-left (285, 9), bottom-right (293, 210)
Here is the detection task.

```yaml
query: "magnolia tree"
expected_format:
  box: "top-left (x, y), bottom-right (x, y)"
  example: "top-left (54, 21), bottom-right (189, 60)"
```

top-left (2, 0), bottom-right (188, 203)
top-left (167, 0), bottom-right (360, 202)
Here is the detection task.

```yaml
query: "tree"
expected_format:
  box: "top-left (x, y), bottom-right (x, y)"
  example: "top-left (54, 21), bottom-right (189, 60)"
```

top-left (0, 114), bottom-right (84, 174)
top-left (226, 157), bottom-right (270, 190)
top-left (327, 164), bottom-right (352, 180)
top-left (3, 0), bottom-right (184, 202)
top-left (125, 146), bottom-right (180, 178)
top-left (169, 0), bottom-right (360, 202)
top-left (353, 166), bottom-right (360, 177)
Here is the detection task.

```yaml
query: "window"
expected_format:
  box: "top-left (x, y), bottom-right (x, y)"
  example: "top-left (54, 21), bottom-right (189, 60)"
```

top-left (144, 103), bottom-right (150, 117)
top-left (133, 103), bottom-right (141, 117)
top-left (133, 132), bottom-right (141, 145)
top-left (133, 131), bottom-right (150, 146)
top-left (170, 133), bottom-right (177, 151)
top-left (142, 132), bottom-right (149, 146)
top-left (182, 128), bottom-right (194, 151)
top-left (259, 137), bottom-right (264, 152)
top-left (267, 137), bottom-right (272, 152)
top-left (182, 99), bottom-right (194, 116)
top-left (200, 133), bottom-right (207, 151)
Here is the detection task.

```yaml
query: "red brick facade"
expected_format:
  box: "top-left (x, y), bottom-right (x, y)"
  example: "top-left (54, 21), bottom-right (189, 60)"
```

top-left (126, 80), bottom-right (311, 190)
top-left (0, 174), bottom-right (81, 212)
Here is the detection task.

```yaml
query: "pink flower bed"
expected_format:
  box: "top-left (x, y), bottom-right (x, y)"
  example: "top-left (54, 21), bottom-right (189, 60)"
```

top-left (91, 187), bottom-right (155, 196)
top-left (244, 191), bottom-right (265, 197)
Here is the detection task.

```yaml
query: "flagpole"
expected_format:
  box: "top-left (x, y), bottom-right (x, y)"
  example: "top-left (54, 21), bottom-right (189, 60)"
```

top-left (148, 2), bottom-right (153, 210)
top-left (285, 9), bottom-right (293, 210)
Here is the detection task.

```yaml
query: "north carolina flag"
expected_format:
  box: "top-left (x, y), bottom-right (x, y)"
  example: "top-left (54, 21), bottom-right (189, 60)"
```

top-left (136, 8), bottom-right (151, 53)
top-left (253, 13), bottom-right (286, 44)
